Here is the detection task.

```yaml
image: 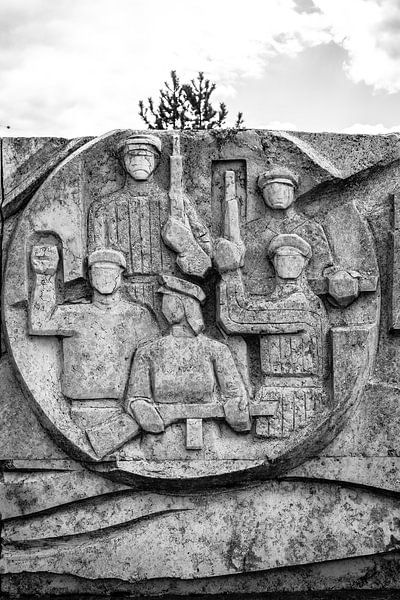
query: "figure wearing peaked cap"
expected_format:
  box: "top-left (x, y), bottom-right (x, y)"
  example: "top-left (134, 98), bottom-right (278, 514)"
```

top-left (246, 165), bottom-right (333, 298)
top-left (29, 245), bottom-right (159, 402)
top-left (215, 164), bottom-right (367, 308)
top-left (124, 275), bottom-right (251, 436)
top-left (87, 132), bottom-right (210, 311)
top-left (217, 230), bottom-right (329, 438)
top-left (258, 166), bottom-right (300, 191)
top-left (267, 233), bottom-right (312, 260)
top-left (266, 233), bottom-right (317, 303)
top-left (214, 165), bottom-right (334, 299)
top-left (87, 133), bottom-right (172, 292)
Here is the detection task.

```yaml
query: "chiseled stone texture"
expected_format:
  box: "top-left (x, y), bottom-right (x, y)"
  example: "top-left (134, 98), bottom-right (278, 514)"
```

top-left (1, 129), bottom-right (400, 599)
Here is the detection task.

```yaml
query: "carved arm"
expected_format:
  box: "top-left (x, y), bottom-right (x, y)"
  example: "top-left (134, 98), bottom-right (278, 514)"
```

top-left (213, 170), bottom-right (245, 273)
top-left (124, 346), bottom-right (164, 434)
top-left (29, 245), bottom-right (77, 336)
top-left (213, 342), bottom-right (251, 432)
top-left (162, 133), bottom-right (211, 278)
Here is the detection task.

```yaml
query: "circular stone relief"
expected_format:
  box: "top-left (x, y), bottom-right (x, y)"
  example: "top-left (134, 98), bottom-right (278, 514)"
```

top-left (3, 130), bottom-right (380, 487)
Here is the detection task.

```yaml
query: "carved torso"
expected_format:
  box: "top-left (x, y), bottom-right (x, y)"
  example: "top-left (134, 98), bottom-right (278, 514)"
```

top-left (87, 181), bottom-right (176, 278)
top-left (243, 210), bottom-right (333, 296)
top-left (54, 300), bottom-right (158, 400)
top-left (127, 334), bottom-right (243, 405)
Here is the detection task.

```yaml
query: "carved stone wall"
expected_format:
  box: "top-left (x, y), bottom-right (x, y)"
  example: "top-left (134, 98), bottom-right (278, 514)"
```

top-left (1, 129), bottom-right (400, 599)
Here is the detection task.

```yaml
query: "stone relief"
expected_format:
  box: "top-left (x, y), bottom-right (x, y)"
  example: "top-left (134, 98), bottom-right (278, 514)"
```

top-left (214, 166), bottom-right (376, 306)
top-left (29, 245), bottom-right (159, 401)
top-left (4, 129), bottom-right (400, 595)
top-left (125, 275), bottom-right (250, 448)
top-left (218, 229), bottom-right (329, 438)
top-left (2, 130), bottom-right (380, 484)
top-left (87, 134), bottom-right (211, 311)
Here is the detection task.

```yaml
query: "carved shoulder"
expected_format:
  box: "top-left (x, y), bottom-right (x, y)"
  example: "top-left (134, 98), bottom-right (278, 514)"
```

top-left (243, 218), bottom-right (265, 236)
top-left (120, 302), bottom-right (160, 341)
top-left (88, 189), bottom-right (125, 216)
top-left (200, 335), bottom-right (234, 360)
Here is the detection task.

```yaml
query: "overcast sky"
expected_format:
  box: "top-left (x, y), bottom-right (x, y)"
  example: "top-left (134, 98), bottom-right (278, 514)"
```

top-left (1, 0), bottom-right (400, 137)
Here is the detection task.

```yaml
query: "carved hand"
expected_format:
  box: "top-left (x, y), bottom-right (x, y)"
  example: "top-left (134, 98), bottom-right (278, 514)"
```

top-left (31, 245), bottom-right (59, 276)
top-left (162, 216), bottom-right (196, 253)
top-left (327, 270), bottom-right (360, 308)
top-left (126, 398), bottom-right (165, 434)
top-left (162, 216), bottom-right (211, 278)
top-left (213, 238), bottom-right (245, 273)
top-left (224, 396), bottom-right (251, 432)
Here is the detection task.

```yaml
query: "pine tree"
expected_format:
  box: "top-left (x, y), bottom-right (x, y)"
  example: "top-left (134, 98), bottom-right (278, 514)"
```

top-left (139, 71), bottom-right (244, 130)
top-left (139, 71), bottom-right (189, 129)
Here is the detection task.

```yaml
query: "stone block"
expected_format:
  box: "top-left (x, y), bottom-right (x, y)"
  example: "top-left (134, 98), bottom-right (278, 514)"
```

top-left (2, 128), bottom-right (400, 598)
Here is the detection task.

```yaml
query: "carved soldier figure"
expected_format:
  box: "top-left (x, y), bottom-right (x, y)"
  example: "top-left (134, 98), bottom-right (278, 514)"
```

top-left (255, 234), bottom-right (328, 383)
top-left (214, 166), bottom-right (361, 307)
top-left (29, 245), bottom-right (159, 401)
top-left (88, 134), bottom-right (211, 309)
top-left (125, 275), bottom-right (251, 446)
top-left (218, 233), bottom-right (329, 437)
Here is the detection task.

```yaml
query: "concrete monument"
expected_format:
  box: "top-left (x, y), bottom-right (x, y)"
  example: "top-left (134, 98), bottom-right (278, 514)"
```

top-left (1, 128), bottom-right (399, 599)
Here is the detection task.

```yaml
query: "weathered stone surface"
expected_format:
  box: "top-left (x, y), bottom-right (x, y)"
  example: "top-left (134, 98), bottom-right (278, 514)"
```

top-left (0, 355), bottom-right (67, 461)
top-left (1, 128), bottom-right (400, 597)
top-left (2, 136), bottom-right (92, 218)
top-left (2, 554), bottom-right (400, 598)
top-left (0, 469), bottom-right (128, 520)
top-left (2, 480), bottom-right (400, 582)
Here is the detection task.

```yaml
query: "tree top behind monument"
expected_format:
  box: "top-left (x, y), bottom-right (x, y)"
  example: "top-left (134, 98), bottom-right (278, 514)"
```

top-left (138, 70), bottom-right (244, 130)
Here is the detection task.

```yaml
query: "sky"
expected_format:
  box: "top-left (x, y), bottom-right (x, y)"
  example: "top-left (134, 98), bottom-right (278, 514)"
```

top-left (0, 0), bottom-right (400, 137)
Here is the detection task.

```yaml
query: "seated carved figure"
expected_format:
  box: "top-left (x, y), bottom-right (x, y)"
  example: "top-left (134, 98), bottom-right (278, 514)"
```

top-left (125, 275), bottom-right (251, 441)
top-left (218, 233), bottom-right (329, 437)
top-left (29, 245), bottom-right (159, 401)
top-left (214, 166), bottom-right (363, 307)
top-left (258, 234), bottom-right (328, 382)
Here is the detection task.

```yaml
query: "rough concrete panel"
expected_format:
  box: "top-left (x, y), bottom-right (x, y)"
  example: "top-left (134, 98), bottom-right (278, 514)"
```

top-left (1, 129), bottom-right (400, 597)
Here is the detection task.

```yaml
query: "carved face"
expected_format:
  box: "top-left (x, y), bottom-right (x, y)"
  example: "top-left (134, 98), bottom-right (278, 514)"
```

top-left (123, 148), bottom-right (158, 181)
top-left (161, 293), bottom-right (185, 324)
top-left (262, 182), bottom-right (296, 210)
top-left (90, 262), bottom-right (123, 295)
top-left (273, 248), bottom-right (306, 279)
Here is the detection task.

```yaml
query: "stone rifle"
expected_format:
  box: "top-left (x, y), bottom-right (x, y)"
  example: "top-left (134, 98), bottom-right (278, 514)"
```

top-left (86, 401), bottom-right (279, 459)
top-left (169, 133), bottom-right (185, 222)
top-left (224, 169), bottom-right (242, 246)
top-left (161, 133), bottom-right (211, 277)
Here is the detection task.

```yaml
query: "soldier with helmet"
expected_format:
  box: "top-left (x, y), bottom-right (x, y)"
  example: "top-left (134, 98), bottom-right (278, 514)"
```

top-left (125, 275), bottom-right (251, 437)
top-left (214, 165), bottom-right (361, 307)
top-left (217, 232), bottom-right (329, 438)
top-left (29, 245), bottom-right (159, 402)
top-left (87, 133), bottom-right (210, 310)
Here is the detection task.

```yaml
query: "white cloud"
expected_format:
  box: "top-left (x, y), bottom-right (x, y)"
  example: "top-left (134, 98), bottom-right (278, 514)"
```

top-left (0, 0), bottom-right (330, 136)
top-left (315, 0), bottom-right (400, 93)
top-left (1, 0), bottom-right (400, 136)
top-left (341, 123), bottom-right (400, 134)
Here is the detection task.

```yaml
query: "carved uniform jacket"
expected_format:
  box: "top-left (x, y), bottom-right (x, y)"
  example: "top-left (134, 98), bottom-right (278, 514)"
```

top-left (31, 295), bottom-right (159, 400)
top-left (127, 333), bottom-right (243, 405)
top-left (256, 285), bottom-right (328, 380)
top-left (243, 210), bottom-right (333, 297)
top-left (218, 271), bottom-right (329, 381)
top-left (87, 181), bottom-right (176, 278)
